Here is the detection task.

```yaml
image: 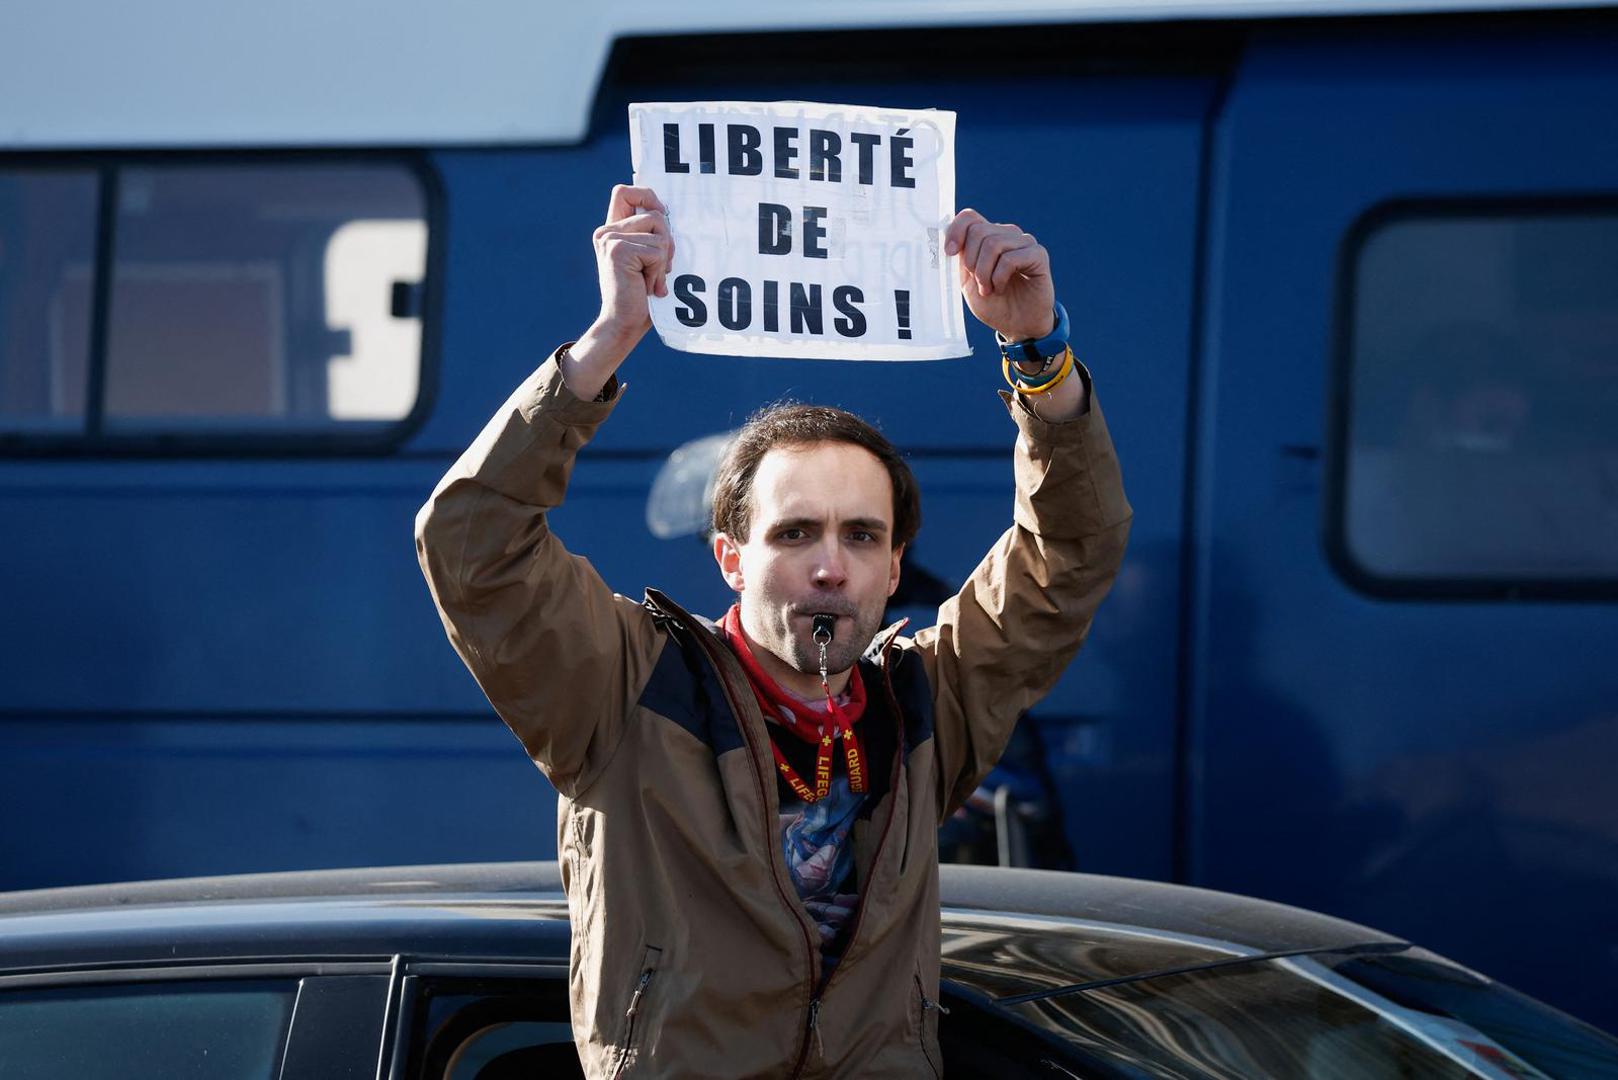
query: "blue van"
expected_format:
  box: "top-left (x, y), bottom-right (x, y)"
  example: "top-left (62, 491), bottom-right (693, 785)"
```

top-left (2, 0), bottom-right (1615, 1033)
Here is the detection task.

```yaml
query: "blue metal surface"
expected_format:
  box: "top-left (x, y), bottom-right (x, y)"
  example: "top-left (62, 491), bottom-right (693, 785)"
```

top-left (0, 68), bottom-right (1207, 885)
top-left (1190, 26), bottom-right (1618, 1031)
top-left (2, 15), bottom-right (1616, 1037)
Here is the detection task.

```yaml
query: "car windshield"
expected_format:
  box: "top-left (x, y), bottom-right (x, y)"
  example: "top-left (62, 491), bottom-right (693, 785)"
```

top-left (1003, 947), bottom-right (1618, 1079)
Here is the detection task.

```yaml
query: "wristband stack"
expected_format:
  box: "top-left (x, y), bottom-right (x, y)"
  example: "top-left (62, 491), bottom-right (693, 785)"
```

top-left (1001, 345), bottom-right (1075, 396)
top-left (998, 302), bottom-right (1075, 396)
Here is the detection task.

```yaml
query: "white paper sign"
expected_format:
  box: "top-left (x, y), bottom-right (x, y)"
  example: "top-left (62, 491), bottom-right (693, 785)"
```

top-left (629, 100), bottom-right (968, 361)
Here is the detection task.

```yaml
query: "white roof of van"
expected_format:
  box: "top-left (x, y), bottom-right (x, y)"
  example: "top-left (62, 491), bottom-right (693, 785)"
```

top-left (1, 0), bottom-right (1605, 150)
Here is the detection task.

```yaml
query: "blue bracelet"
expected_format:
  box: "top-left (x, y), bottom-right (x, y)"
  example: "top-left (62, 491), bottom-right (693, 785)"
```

top-left (996, 302), bottom-right (1069, 376)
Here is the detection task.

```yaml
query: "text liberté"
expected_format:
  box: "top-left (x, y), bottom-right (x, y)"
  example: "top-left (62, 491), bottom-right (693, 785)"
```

top-left (660, 121), bottom-right (921, 340)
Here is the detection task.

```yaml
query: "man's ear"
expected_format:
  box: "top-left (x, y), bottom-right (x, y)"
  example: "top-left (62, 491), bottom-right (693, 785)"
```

top-left (887, 543), bottom-right (905, 598)
top-left (713, 532), bottom-right (745, 593)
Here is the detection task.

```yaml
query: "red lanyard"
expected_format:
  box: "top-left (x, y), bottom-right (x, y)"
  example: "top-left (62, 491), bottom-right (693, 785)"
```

top-left (720, 606), bottom-right (868, 803)
top-left (769, 691), bottom-right (867, 803)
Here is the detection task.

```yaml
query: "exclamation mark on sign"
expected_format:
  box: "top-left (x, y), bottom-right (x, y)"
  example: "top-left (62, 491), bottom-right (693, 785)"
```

top-left (895, 290), bottom-right (911, 340)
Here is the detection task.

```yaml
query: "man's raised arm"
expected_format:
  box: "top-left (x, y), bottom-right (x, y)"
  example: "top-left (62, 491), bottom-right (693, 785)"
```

top-left (413, 185), bottom-right (675, 797)
top-left (917, 208), bottom-right (1132, 818)
top-left (559, 185), bottom-right (675, 400)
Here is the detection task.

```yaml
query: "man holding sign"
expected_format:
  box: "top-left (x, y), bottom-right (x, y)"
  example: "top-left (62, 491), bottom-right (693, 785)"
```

top-left (417, 102), bottom-right (1129, 1080)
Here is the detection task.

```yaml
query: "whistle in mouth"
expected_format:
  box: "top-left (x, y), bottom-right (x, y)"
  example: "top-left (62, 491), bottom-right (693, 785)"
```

top-left (811, 614), bottom-right (837, 644)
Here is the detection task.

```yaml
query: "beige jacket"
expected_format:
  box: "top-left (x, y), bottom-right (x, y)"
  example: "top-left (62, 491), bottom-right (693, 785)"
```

top-left (415, 348), bottom-right (1131, 1078)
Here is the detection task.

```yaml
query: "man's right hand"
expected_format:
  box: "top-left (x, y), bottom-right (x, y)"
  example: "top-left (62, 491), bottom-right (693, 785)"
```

top-left (563, 184), bottom-right (674, 400)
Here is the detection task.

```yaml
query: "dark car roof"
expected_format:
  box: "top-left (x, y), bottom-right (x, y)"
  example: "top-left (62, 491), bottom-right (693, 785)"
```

top-left (0, 863), bottom-right (1403, 1001)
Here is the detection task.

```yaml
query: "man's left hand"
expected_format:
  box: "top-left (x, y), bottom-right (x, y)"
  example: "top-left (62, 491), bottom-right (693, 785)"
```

top-left (944, 209), bottom-right (1055, 341)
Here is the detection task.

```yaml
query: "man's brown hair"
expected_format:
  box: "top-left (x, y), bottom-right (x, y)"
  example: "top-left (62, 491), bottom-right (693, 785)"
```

top-left (710, 403), bottom-right (921, 549)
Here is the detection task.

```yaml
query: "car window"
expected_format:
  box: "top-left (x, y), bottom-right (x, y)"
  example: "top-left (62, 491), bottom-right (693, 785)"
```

top-left (1008, 955), bottom-right (1477, 1078)
top-left (1004, 948), bottom-right (1618, 1079)
top-left (934, 986), bottom-right (1131, 1079)
top-left (0, 978), bottom-right (297, 1079)
top-left (442, 1020), bottom-right (579, 1079)
top-left (1320, 948), bottom-right (1618, 1079)
top-left (404, 976), bottom-right (581, 1080)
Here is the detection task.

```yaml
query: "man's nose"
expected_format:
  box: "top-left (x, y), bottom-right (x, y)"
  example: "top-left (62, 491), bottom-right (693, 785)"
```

top-left (812, 541), bottom-right (847, 587)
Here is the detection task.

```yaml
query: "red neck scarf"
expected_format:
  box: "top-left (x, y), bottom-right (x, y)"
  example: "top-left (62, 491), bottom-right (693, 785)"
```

top-left (719, 605), bottom-right (867, 802)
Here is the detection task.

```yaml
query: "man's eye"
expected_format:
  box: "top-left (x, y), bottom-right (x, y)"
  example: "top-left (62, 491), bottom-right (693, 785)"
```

top-left (778, 528), bottom-right (806, 541)
top-left (849, 530), bottom-right (875, 543)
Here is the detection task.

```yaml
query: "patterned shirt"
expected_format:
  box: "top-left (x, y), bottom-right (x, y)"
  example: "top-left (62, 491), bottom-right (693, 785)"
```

top-left (770, 691), bottom-right (865, 972)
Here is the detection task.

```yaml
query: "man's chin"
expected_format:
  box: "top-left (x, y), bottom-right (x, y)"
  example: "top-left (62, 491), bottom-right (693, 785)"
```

top-left (791, 641), bottom-right (868, 677)
top-left (776, 610), bottom-right (880, 675)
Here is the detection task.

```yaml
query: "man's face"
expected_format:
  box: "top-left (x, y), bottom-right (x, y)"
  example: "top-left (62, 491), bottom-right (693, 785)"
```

top-left (714, 441), bottom-right (903, 692)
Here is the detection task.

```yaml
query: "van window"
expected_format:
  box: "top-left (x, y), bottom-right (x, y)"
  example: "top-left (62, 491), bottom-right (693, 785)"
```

top-left (0, 159), bottom-right (431, 449)
top-left (1337, 205), bottom-right (1618, 592)
top-left (0, 169), bottom-right (98, 433)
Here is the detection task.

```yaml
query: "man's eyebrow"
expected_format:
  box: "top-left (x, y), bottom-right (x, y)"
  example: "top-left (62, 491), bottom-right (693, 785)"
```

top-left (766, 516), bottom-right (820, 534)
top-left (765, 516), bottom-right (890, 534)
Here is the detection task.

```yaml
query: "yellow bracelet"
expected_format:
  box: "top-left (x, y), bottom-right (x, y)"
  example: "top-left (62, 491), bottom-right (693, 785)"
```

top-left (1001, 346), bottom-right (1063, 392)
top-left (1006, 346), bottom-right (1075, 396)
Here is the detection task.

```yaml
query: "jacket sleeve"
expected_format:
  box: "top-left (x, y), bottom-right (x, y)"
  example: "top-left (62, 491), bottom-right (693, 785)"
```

top-left (414, 346), bottom-right (663, 798)
top-left (912, 374), bottom-right (1132, 821)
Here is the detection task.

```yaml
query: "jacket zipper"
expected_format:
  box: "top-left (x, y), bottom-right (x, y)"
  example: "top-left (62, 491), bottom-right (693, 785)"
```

top-left (610, 965), bottom-right (655, 1080)
top-left (672, 606), bottom-right (825, 1075)
top-left (790, 632), bottom-right (910, 1079)
top-left (649, 595), bottom-right (910, 1080)
top-left (917, 976), bottom-right (949, 1079)
top-left (806, 997), bottom-right (824, 1067)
